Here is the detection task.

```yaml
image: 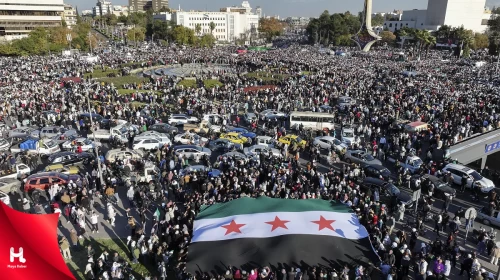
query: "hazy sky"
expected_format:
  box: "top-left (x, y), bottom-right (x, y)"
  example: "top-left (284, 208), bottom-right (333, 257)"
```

top-left (67, 0), bottom-right (495, 17)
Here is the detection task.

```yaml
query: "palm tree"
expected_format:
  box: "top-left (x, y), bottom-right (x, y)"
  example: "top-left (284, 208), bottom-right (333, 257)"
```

top-left (209, 21), bottom-right (216, 34)
top-left (424, 33), bottom-right (437, 58)
top-left (195, 23), bottom-right (201, 36)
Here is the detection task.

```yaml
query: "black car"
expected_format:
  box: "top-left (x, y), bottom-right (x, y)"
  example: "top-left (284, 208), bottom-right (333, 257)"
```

top-left (362, 164), bottom-right (392, 181)
top-left (148, 123), bottom-right (179, 134)
top-left (362, 177), bottom-right (413, 209)
top-left (208, 138), bottom-right (235, 152)
top-left (420, 174), bottom-right (456, 199)
top-left (48, 151), bottom-right (95, 165)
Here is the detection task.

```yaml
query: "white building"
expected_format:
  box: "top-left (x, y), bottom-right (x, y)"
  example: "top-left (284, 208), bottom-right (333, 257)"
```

top-left (0, 0), bottom-right (64, 41)
top-left (153, 12), bottom-right (172, 22)
top-left (285, 17), bottom-right (310, 28)
top-left (62, 4), bottom-right (77, 27)
top-left (382, 0), bottom-right (488, 33)
top-left (93, 0), bottom-right (113, 17)
top-left (172, 1), bottom-right (259, 42)
top-left (112, 5), bottom-right (129, 16)
top-left (82, 10), bottom-right (93, 16)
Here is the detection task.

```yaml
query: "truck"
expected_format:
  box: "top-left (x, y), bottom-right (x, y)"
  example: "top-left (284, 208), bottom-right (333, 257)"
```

top-left (88, 123), bottom-right (138, 143)
top-left (10, 138), bottom-right (61, 156)
top-left (0, 164), bottom-right (31, 179)
top-left (183, 120), bottom-right (221, 134)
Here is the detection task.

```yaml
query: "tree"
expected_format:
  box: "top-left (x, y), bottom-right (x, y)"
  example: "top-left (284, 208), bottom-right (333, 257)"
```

top-left (151, 20), bottom-right (170, 40)
top-left (371, 14), bottom-right (385, 27)
top-left (473, 33), bottom-right (489, 49)
top-left (258, 18), bottom-right (284, 41)
top-left (172, 25), bottom-right (196, 45)
top-left (209, 21), bottom-right (216, 34)
top-left (305, 10), bottom-right (361, 46)
top-left (380, 31), bottom-right (396, 44)
top-left (195, 23), bottom-right (202, 36)
top-left (199, 34), bottom-right (216, 48)
top-left (127, 27), bottom-right (146, 47)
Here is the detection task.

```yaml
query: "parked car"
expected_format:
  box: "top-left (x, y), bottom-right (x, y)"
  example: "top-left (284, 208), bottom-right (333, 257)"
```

top-left (344, 150), bottom-right (382, 166)
top-left (105, 148), bottom-right (144, 163)
top-left (220, 132), bottom-right (249, 145)
top-left (0, 138), bottom-right (10, 151)
top-left (0, 178), bottom-right (21, 193)
top-left (361, 177), bottom-right (413, 208)
top-left (168, 114), bottom-right (199, 125)
top-left (62, 138), bottom-right (101, 152)
top-left (362, 164), bottom-right (392, 181)
top-left (174, 133), bottom-right (208, 145)
top-left (442, 163), bottom-right (495, 193)
top-left (133, 135), bottom-right (171, 150)
top-left (341, 127), bottom-right (359, 146)
top-left (477, 206), bottom-right (500, 227)
top-left (208, 138), bottom-right (238, 152)
top-left (259, 109), bottom-right (287, 120)
top-left (0, 190), bottom-right (10, 206)
top-left (148, 123), bottom-right (179, 134)
top-left (219, 152), bottom-right (253, 164)
top-left (277, 134), bottom-right (307, 148)
top-left (243, 112), bottom-right (258, 124)
top-left (24, 172), bottom-right (81, 192)
top-left (48, 151), bottom-right (95, 165)
top-left (420, 174), bottom-right (457, 199)
top-left (8, 127), bottom-right (37, 138)
top-left (313, 136), bottom-right (347, 152)
top-left (44, 164), bottom-right (81, 175)
top-left (243, 145), bottom-right (282, 158)
top-left (32, 126), bottom-right (77, 139)
top-left (227, 127), bottom-right (257, 140)
top-left (173, 145), bottom-right (211, 159)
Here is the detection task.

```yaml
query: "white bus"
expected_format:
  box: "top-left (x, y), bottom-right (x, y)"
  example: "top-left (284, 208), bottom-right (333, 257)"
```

top-left (289, 112), bottom-right (336, 131)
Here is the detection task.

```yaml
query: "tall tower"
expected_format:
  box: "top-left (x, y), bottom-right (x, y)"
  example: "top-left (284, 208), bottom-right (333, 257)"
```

top-left (352, 0), bottom-right (381, 52)
top-left (256, 6), bottom-right (262, 18)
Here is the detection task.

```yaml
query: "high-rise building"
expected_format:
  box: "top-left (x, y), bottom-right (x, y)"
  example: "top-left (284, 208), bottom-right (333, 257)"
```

top-left (255, 6), bottom-right (262, 18)
top-left (93, 0), bottom-right (113, 17)
top-left (152, 0), bottom-right (168, 11)
top-left (129, 0), bottom-right (151, 13)
top-left (0, 0), bottom-right (65, 41)
top-left (62, 4), bottom-right (77, 27)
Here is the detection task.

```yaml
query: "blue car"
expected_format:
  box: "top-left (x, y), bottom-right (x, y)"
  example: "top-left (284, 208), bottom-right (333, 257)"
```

top-left (228, 127), bottom-right (256, 139)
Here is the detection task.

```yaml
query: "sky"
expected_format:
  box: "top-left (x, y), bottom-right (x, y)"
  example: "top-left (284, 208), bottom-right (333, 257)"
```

top-left (67, 0), bottom-right (496, 18)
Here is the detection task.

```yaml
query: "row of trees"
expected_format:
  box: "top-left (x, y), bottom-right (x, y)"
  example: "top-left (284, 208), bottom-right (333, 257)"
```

top-left (306, 10), bottom-right (361, 46)
top-left (0, 22), bottom-right (99, 56)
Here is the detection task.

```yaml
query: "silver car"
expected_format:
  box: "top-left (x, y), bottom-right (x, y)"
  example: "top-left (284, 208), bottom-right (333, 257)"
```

top-left (344, 150), bottom-right (382, 166)
top-left (243, 145), bottom-right (282, 158)
top-left (173, 145), bottom-right (211, 159)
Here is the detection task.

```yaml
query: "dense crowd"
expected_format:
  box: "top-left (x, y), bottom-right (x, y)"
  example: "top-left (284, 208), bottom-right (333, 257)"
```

top-left (1, 41), bottom-right (500, 280)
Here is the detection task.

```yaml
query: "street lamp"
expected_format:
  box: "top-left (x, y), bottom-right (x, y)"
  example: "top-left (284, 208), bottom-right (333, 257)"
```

top-left (85, 88), bottom-right (105, 187)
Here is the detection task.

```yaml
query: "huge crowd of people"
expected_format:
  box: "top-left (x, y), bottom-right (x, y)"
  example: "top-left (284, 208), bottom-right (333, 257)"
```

top-left (1, 39), bottom-right (500, 280)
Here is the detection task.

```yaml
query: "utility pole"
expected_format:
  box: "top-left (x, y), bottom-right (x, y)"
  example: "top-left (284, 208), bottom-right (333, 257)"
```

top-left (86, 88), bottom-right (105, 186)
top-left (88, 31), bottom-right (93, 55)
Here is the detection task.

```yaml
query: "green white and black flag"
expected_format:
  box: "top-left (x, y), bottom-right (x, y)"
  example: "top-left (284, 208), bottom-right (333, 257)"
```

top-left (187, 197), bottom-right (379, 274)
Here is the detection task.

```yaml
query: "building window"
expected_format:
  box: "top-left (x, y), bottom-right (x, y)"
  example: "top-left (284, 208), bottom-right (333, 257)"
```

top-left (389, 23), bottom-right (392, 27)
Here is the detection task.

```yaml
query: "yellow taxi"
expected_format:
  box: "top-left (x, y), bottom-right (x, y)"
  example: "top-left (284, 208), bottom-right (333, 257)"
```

top-left (219, 132), bottom-right (249, 145)
top-left (278, 134), bottom-right (307, 148)
top-left (44, 164), bottom-right (81, 175)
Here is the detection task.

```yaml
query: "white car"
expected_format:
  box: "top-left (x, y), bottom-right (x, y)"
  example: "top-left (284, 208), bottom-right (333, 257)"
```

top-left (135, 133), bottom-right (171, 145)
top-left (243, 145), bottom-right (282, 158)
top-left (174, 133), bottom-right (208, 145)
top-left (259, 109), bottom-right (287, 120)
top-left (62, 138), bottom-right (101, 152)
top-left (133, 136), bottom-right (170, 150)
top-left (8, 127), bottom-right (37, 138)
top-left (442, 163), bottom-right (495, 193)
top-left (139, 131), bottom-right (169, 138)
top-left (168, 114), bottom-right (199, 125)
top-left (313, 136), bottom-right (347, 152)
top-left (0, 138), bottom-right (10, 151)
top-left (341, 128), bottom-right (359, 146)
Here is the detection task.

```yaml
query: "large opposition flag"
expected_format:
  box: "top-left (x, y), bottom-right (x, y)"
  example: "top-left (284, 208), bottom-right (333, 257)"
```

top-left (187, 197), bottom-right (380, 274)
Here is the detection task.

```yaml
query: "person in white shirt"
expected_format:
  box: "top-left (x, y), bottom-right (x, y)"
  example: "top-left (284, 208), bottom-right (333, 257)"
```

top-left (90, 211), bottom-right (99, 233)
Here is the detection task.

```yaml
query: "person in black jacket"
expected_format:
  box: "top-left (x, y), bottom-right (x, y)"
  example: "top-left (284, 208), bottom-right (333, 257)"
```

top-left (460, 254), bottom-right (473, 279)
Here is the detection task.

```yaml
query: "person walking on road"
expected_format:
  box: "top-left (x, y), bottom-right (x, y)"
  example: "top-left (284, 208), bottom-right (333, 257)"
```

top-left (107, 203), bottom-right (116, 227)
top-left (59, 237), bottom-right (71, 260)
top-left (434, 214), bottom-right (442, 237)
top-left (90, 211), bottom-right (99, 233)
top-left (491, 245), bottom-right (500, 265)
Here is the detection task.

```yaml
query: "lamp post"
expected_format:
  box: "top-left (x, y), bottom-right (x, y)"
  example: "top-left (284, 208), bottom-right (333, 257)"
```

top-left (85, 88), bottom-right (105, 187)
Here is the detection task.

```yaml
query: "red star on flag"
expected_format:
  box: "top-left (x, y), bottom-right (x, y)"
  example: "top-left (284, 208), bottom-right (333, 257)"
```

top-left (221, 220), bottom-right (245, 235)
top-left (311, 215), bottom-right (336, 231)
top-left (265, 216), bottom-right (290, 231)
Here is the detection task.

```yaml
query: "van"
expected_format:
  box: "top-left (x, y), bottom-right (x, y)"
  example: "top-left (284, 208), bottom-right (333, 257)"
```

top-left (404, 122), bottom-right (430, 133)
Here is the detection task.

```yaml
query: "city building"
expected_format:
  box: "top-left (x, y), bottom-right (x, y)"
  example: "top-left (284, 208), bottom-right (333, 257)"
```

top-left (172, 1), bottom-right (259, 42)
top-left (93, 0), bottom-right (113, 17)
top-left (112, 5), bottom-right (129, 16)
top-left (81, 10), bottom-right (93, 16)
top-left (152, 0), bottom-right (168, 11)
top-left (255, 6), bottom-right (262, 18)
top-left (382, 0), bottom-right (488, 33)
top-left (62, 4), bottom-right (77, 27)
top-left (153, 12), bottom-right (171, 22)
top-left (0, 0), bottom-right (65, 41)
top-left (285, 17), bottom-right (310, 28)
top-left (129, 0), bottom-right (151, 13)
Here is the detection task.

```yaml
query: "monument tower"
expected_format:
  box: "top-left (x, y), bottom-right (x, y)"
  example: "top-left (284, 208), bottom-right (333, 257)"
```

top-left (352, 0), bottom-right (381, 52)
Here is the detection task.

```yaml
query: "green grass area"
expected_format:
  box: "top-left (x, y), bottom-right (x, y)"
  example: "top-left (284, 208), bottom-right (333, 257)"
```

top-left (203, 79), bottom-right (223, 89)
top-left (117, 89), bottom-right (163, 96)
top-left (85, 67), bottom-right (121, 79)
top-left (65, 238), bottom-right (153, 280)
top-left (177, 79), bottom-right (198, 88)
top-left (98, 76), bottom-right (148, 89)
top-left (245, 71), bottom-right (291, 82)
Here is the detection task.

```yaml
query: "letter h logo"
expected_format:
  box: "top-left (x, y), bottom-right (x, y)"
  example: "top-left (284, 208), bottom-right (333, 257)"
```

top-left (10, 247), bottom-right (26, 263)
